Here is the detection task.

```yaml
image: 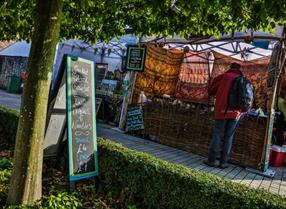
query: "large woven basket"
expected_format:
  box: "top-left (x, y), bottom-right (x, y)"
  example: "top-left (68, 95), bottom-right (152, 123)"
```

top-left (143, 99), bottom-right (266, 169)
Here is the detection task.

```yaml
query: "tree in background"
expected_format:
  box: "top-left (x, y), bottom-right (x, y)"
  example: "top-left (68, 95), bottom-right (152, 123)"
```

top-left (1, 0), bottom-right (286, 205)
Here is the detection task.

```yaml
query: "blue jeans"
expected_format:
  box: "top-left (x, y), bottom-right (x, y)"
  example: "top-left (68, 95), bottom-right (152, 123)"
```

top-left (208, 118), bottom-right (239, 164)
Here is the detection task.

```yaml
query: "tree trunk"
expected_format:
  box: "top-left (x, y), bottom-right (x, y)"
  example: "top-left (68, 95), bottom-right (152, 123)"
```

top-left (6, 0), bottom-right (63, 205)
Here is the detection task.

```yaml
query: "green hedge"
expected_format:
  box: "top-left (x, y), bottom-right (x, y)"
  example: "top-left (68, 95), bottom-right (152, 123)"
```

top-left (0, 106), bottom-right (19, 144)
top-left (1, 106), bottom-right (286, 208)
top-left (98, 138), bottom-right (286, 209)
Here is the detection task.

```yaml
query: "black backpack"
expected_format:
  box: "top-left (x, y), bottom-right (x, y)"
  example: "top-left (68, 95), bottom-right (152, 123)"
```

top-left (227, 76), bottom-right (254, 112)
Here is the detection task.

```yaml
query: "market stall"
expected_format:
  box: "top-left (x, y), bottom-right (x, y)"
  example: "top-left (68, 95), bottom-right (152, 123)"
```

top-left (121, 32), bottom-right (286, 173)
top-left (141, 48), bottom-right (270, 169)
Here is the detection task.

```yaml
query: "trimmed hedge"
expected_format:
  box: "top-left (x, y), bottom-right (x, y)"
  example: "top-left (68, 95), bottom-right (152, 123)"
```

top-left (1, 106), bottom-right (286, 208)
top-left (0, 106), bottom-right (19, 144)
top-left (98, 138), bottom-right (286, 209)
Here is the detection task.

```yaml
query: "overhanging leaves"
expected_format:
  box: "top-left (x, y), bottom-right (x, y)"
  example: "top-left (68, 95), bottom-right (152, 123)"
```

top-left (0, 0), bottom-right (286, 41)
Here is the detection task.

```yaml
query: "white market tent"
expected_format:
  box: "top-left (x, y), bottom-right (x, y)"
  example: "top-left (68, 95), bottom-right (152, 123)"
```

top-left (141, 27), bottom-right (284, 61)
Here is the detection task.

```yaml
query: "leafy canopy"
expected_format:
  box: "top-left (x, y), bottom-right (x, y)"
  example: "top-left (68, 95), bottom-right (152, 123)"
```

top-left (1, 0), bottom-right (286, 42)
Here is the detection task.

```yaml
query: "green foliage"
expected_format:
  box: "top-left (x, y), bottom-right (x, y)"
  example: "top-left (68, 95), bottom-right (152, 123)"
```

top-left (0, 106), bottom-right (19, 144)
top-left (0, 0), bottom-right (35, 41)
top-left (0, 0), bottom-right (286, 42)
top-left (127, 204), bottom-right (137, 209)
top-left (0, 169), bottom-right (12, 205)
top-left (5, 202), bottom-right (41, 209)
top-left (2, 109), bottom-right (286, 208)
top-left (98, 138), bottom-right (286, 209)
top-left (4, 191), bottom-right (82, 209)
top-left (0, 158), bottom-right (13, 170)
top-left (42, 191), bottom-right (82, 209)
top-left (77, 185), bottom-right (98, 208)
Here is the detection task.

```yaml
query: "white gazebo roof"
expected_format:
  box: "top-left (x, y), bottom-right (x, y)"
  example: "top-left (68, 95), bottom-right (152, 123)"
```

top-left (142, 27), bottom-right (283, 61)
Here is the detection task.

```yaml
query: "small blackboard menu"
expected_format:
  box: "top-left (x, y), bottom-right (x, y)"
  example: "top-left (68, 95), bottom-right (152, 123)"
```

top-left (126, 45), bottom-right (146, 72)
top-left (126, 106), bottom-right (144, 131)
top-left (66, 55), bottom-right (98, 181)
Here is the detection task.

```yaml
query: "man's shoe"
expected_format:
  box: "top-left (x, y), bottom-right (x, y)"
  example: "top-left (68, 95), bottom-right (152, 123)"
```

top-left (203, 160), bottom-right (215, 167)
top-left (219, 164), bottom-right (229, 169)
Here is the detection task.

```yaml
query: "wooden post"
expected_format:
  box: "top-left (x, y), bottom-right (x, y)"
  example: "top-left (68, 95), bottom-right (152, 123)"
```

top-left (69, 181), bottom-right (76, 192)
top-left (261, 39), bottom-right (286, 172)
top-left (129, 72), bottom-right (138, 104)
top-left (118, 39), bottom-right (143, 130)
top-left (207, 52), bottom-right (214, 113)
top-left (119, 71), bottom-right (136, 130)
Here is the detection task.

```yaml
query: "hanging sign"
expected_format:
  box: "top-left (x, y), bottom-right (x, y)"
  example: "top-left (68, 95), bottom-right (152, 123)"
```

top-left (126, 45), bottom-right (146, 72)
top-left (126, 106), bottom-right (144, 131)
top-left (66, 55), bottom-right (98, 181)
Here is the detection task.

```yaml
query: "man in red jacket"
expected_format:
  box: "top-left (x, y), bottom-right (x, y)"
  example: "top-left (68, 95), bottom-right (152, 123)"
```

top-left (204, 62), bottom-right (242, 168)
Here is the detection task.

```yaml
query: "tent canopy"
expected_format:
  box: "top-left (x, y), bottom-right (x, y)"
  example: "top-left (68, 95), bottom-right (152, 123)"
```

top-left (0, 41), bottom-right (31, 57)
top-left (165, 41), bottom-right (273, 61)
top-left (141, 27), bottom-right (284, 61)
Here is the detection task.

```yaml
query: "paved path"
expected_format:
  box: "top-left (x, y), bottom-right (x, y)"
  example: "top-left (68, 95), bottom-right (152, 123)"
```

top-left (97, 122), bottom-right (286, 196)
top-left (0, 89), bottom-right (21, 111)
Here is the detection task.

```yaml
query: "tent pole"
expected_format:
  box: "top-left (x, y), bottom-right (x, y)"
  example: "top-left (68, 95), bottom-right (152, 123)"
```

top-left (261, 35), bottom-right (286, 173)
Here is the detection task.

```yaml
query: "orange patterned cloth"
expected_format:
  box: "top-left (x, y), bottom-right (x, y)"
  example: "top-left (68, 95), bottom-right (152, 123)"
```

top-left (175, 51), bottom-right (210, 103)
top-left (132, 45), bottom-right (184, 103)
top-left (212, 51), bottom-right (270, 109)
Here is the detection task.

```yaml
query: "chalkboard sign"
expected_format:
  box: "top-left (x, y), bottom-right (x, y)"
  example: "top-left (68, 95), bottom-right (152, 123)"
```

top-left (126, 45), bottom-right (146, 72)
top-left (126, 106), bottom-right (144, 131)
top-left (66, 55), bottom-right (98, 181)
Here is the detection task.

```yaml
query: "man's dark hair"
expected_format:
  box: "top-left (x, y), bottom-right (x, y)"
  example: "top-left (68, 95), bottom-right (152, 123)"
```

top-left (230, 62), bottom-right (241, 69)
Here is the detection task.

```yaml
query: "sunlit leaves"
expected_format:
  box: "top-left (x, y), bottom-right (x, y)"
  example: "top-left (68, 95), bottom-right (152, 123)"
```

top-left (0, 0), bottom-right (286, 42)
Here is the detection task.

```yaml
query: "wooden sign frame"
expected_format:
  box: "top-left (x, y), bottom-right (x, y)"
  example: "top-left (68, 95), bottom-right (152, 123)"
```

top-left (126, 105), bottom-right (144, 132)
top-left (126, 45), bottom-right (146, 72)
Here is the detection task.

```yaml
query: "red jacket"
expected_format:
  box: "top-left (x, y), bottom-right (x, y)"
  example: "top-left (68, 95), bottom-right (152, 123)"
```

top-left (209, 69), bottom-right (242, 119)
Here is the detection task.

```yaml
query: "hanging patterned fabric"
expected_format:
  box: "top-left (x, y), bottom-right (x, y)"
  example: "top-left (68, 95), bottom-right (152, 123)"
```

top-left (132, 45), bottom-right (184, 103)
top-left (175, 51), bottom-right (211, 103)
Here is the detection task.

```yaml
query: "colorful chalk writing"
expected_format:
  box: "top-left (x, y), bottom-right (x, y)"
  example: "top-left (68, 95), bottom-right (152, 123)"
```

top-left (66, 55), bottom-right (98, 181)
top-left (126, 106), bottom-right (144, 131)
top-left (126, 45), bottom-right (146, 72)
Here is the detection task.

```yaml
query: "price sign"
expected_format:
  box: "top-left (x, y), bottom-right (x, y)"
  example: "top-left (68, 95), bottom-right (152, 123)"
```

top-left (66, 55), bottom-right (98, 181)
top-left (126, 45), bottom-right (146, 72)
top-left (126, 106), bottom-right (144, 131)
